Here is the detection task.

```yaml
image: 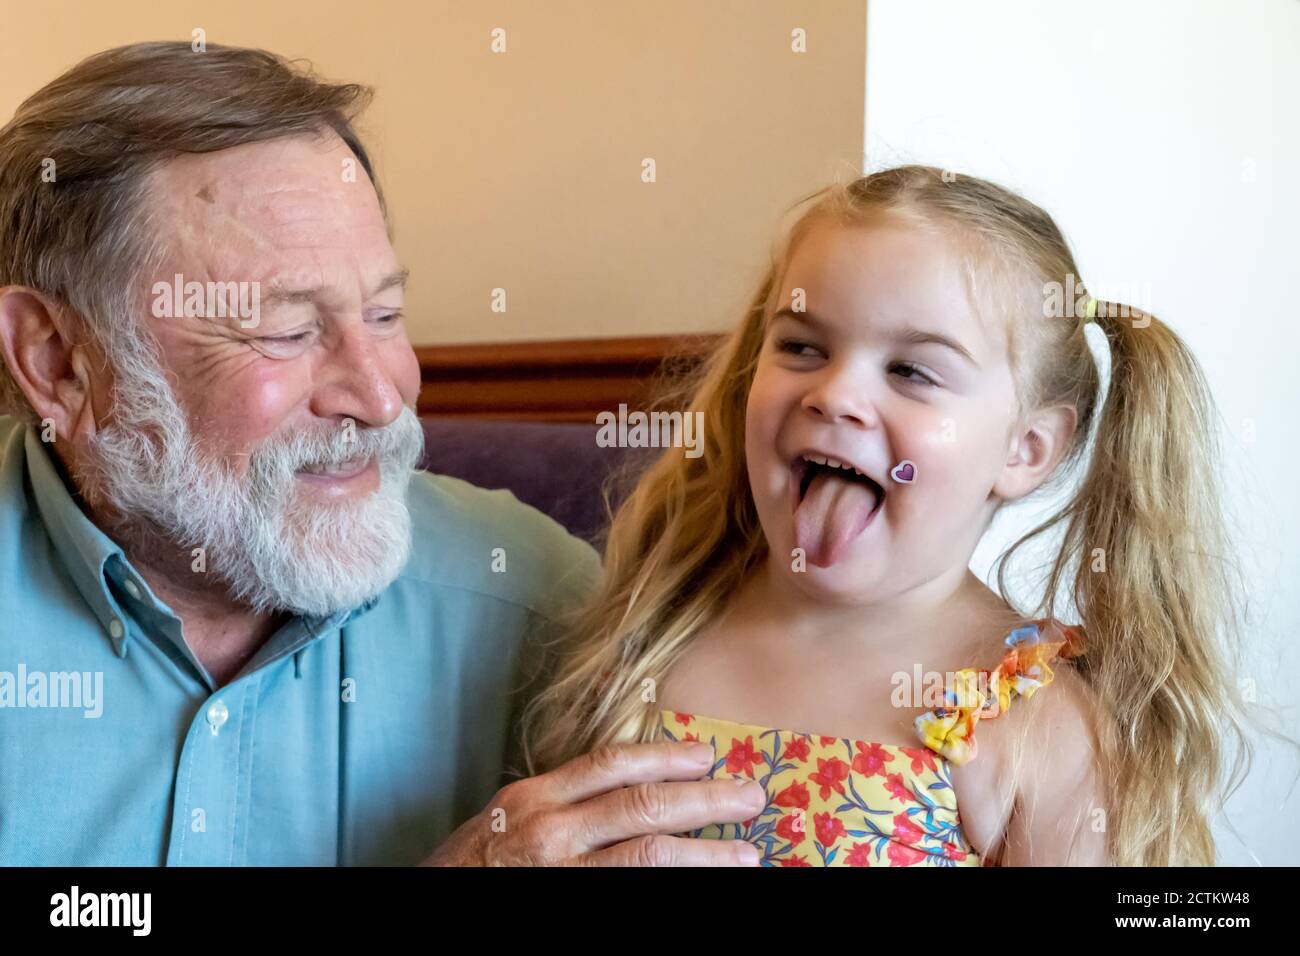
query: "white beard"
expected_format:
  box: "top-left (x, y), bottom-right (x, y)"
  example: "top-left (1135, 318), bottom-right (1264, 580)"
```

top-left (79, 356), bottom-right (424, 617)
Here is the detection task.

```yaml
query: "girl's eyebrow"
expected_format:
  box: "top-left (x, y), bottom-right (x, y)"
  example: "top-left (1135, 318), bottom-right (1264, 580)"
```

top-left (892, 326), bottom-right (980, 368)
top-left (771, 306), bottom-right (979, 369)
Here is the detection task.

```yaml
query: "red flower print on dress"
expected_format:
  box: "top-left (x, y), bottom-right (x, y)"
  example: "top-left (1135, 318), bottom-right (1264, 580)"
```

top-left (844, 843), bottom-right (874, 867)
top-left (782, 735), bottom-right (811, 762)
top-left (725, 736), bottom-right (765, 778)
top-left (684, 733), bottom-right (699, 743)
top-left (651, 623), bottom-right (1083, 867)
top-left (887, 842), bottom-right (927, 867)
top-left (851, 741), bottom-right (894, 777)
top-left (776, 813), bottom-right (807, 846)
top-left (814, 812), bottom-right (846, 848)
top-left (808, 757), bottom-right (850, 800)
top-left (900, 746), bottom-right (938, 776)
top-left (774, 780), bottom-right (810, 810)
top-left (892, 812), bottom-right (923, 846)
top-left (653, 708), bottom-right (992, 866)
top-left (883, 772), bottom-right (915, 804)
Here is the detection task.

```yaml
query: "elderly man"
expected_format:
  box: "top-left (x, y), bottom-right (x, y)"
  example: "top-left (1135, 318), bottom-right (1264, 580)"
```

top-left (0, 42), bottom-right (764, 865)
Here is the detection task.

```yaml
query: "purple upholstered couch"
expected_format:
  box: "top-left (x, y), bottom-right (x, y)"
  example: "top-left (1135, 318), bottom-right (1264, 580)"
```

top-left (418, 418), bottom-right (653, 543)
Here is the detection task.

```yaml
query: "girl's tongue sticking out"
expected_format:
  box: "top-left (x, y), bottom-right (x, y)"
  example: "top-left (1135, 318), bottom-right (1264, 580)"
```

top-left (793, 461), bottom-right (883, 567)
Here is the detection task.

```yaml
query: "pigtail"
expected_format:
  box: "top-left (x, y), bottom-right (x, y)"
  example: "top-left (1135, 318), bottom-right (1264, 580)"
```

top-left (1017, 301), bottom-right (1255, 865)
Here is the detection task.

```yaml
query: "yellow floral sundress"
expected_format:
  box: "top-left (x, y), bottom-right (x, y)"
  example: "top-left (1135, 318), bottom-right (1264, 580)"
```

top-left (657, 618), bottom-right (1085, 867)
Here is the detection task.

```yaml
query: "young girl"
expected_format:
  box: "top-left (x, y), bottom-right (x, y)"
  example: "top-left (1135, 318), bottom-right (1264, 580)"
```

top-left (522, 165), bottom-right (1258, 866)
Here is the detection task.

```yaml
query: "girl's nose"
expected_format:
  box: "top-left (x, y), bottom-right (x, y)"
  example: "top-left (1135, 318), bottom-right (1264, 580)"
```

top-left (800, 366), bottom-right (880, 428)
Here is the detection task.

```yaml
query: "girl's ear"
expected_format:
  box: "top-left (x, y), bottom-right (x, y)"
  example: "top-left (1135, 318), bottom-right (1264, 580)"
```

top-left (994, 403), bottom-right (1078, 502)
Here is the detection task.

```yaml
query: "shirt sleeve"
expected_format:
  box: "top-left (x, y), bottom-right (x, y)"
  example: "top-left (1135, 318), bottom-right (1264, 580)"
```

top-left (499, 532), bottom-right (603, 785)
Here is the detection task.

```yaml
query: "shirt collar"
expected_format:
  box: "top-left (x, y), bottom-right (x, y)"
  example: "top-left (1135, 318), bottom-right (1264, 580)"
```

top-left (24, 425), bottom-right (141, 657)
top-left (23, 425), bottom-right (381, 666)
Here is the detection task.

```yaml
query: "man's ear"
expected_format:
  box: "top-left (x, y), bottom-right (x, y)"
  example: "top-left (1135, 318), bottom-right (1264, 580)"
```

top-left (993, 403), bottom-right (1078, 503)
top-left (0, 287), bottom-right (101, 443)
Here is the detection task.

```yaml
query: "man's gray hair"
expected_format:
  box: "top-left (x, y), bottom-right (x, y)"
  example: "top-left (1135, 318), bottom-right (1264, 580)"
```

top-left (0, 41), bottom-right (383, 421)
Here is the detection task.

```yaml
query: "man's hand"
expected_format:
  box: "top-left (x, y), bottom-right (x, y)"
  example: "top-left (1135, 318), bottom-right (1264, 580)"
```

top-left (421, 741), bottom-right (767, 866)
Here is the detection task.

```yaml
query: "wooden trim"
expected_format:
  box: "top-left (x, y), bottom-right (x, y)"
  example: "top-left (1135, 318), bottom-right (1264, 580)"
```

top-left (414, 334), bottom-right (724, 422)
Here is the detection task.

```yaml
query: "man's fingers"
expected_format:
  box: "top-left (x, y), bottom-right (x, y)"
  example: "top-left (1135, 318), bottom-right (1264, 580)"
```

top-left (502, 742), bottom-right (766, 864)
top-left (579, 834), bottom-right (761, 867)
top-left (563, 777), bottom-right (767, 852)
top-left (539, 741), bottom-right (720, 804)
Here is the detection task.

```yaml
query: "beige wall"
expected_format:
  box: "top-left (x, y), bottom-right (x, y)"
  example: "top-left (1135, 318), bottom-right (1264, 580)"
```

top-left (2, 0), bottom-right (865, 344)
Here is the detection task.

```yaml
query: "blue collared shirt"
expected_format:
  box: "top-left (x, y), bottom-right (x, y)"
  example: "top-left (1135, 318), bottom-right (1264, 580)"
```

top-left (0, 416), bottom-right (601, 865)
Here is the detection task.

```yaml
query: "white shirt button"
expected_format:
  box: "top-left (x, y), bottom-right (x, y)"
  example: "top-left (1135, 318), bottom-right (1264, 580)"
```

top-left (108, 618), bottom-right (124, 640)
top-left (123, 579), bottom-right (142, 600)
top-left (206, 700), bottom-right (229, 735)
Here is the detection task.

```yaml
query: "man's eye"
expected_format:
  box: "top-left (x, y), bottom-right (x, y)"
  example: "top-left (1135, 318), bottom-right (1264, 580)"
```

top-left (371, 311), bottom-right (404, 325)
top-left (891, 361), bottom-right (936, 386)
top-left (268, 332), bottom-right (313, 344)
top-left (253, 329), bottom-right (318, 355)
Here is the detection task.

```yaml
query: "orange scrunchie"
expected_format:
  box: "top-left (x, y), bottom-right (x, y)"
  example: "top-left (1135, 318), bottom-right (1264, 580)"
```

top-left (913, 619), bottom-right (1085, 766)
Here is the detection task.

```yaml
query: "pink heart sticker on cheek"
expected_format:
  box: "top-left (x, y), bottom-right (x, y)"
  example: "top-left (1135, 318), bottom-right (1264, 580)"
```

top-left (890, 459), bottom-right (916, 484)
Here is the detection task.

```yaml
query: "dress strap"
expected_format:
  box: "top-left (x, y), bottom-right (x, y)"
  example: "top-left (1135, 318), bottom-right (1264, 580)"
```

top-left (912, 618), bottom-right (1085, 766)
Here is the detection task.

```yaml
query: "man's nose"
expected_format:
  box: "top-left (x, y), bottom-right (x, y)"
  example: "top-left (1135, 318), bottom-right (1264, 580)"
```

top-left (310, 322), bottom-right (404, 428)
top-left (800, 361), bottom-right (880, 428)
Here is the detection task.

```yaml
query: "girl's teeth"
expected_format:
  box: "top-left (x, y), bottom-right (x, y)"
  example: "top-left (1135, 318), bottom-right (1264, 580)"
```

top-left (800, 453), bottom-right (870, 481)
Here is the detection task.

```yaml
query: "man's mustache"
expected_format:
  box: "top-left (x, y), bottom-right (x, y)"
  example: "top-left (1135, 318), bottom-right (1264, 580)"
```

top-left (242, 407), bottom-right (425, 488)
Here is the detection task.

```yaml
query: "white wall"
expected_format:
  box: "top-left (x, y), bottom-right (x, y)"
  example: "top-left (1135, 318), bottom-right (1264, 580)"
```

top-left (2, 0), bottom-right (865, 346)
top-left (866, 0), bottom-right (1299, 864)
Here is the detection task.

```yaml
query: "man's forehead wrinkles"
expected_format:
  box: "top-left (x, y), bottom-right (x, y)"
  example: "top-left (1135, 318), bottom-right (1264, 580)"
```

top-left (170, 174), bottom-right (336, 225)
top-left (159, 187), bottom-right (272, 258)
top-left (259, 267), bottom-right (408, 308)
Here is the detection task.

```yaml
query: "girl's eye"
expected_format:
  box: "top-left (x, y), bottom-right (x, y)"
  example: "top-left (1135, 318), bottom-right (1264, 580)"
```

top-left (891, 361), bottom-right (936, 387)
top-left (777, 338), bottom-right (822, 357)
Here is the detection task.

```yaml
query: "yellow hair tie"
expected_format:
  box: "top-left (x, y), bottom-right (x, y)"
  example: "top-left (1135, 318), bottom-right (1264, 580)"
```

top-left (1084, 296), bottom-right (1099, 320)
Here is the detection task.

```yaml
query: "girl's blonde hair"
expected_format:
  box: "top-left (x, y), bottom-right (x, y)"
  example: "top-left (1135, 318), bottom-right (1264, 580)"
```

top-left (522, 164), bottom-right (1273, 866)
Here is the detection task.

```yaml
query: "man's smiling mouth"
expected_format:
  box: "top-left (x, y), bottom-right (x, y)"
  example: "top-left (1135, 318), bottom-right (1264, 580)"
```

top-left (297, 455), bottom-right (374, 481)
